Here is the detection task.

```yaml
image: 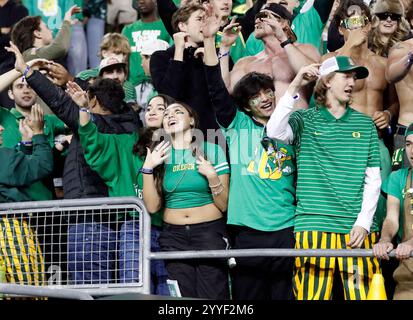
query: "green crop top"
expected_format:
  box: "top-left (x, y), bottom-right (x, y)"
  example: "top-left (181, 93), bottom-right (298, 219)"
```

top-left (163, 142), bottom-right (230, 209)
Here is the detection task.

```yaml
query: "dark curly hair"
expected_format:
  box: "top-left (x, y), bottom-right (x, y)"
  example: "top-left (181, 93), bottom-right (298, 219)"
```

top-left (232, 72), bottom-right (274, 113)
top-left (88, 78), bottom-right (126, 114)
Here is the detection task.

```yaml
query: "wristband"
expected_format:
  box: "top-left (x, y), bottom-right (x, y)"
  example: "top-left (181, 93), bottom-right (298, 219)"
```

top-left (218, 51), bottom-right (230, 60)
top-left (21, 65), bottom-right (30, 82)
top-left (139, 167), bottom-right (154, 174)
top-left (18, 140), bottom-right (33, 146)
top-left (80, 108), bottom-right (90, 113)
top-left (280, 38), bottom-right (295, 48)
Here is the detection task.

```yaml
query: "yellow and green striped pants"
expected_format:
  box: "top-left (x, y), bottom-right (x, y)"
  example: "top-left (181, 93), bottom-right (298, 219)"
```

top-left (293, 231), bottom-right (381, 300)
top-left (0, 217), bottom-right (45, 286)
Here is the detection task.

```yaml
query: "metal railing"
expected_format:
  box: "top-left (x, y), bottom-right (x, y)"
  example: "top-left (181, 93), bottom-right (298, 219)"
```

top-left (0, 197), bottom-right (151, 299)
top-left (0, 197), bottom-right (409, 300)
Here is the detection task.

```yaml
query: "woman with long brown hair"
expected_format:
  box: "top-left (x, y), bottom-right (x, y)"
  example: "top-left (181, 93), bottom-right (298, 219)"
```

top-left (142, 102), bottom-right (230, 299)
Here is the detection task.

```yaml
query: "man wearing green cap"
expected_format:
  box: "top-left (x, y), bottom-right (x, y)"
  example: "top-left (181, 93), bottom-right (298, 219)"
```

top-left (267, 56), bottom-right (382, 300)
top-left (373, 123), bottom-right (413, 299)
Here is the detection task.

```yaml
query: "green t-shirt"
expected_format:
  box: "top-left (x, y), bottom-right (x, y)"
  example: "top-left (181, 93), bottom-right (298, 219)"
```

top-left (22, 0), bottom-right (75, 36)
top-left (289, 106), bottom-right (381, 234)
top-left (245, 6), bottom-right (324, 56)
top-left (76, 68), bottom-right (137, 103)
top-left (122, 20), bottom-right (173, 87)
top-left (221, 110), bottom-right (296, 232)
top-left (381, 168), bottom-right (409, 242)
top-left (78, 121), bottom-right (163, 226)
top-left (163, 142), bottom-right (230, 209)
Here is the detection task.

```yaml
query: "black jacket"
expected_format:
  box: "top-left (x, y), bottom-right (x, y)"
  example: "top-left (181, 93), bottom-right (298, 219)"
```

top-left (26, 71), bottom-right (139, 199)
top-left (150, 46), bottom-right (220, 135)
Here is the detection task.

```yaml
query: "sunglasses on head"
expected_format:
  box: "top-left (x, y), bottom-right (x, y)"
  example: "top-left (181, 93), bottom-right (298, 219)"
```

top-left (376, 12), bottom-right (401, 21)
top-left (341, 15), bottom-right (370, 30)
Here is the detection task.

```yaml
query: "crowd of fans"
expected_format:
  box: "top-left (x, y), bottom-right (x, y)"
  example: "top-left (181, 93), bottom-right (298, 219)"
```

top-left (1, 0), bottom-right (413, 300)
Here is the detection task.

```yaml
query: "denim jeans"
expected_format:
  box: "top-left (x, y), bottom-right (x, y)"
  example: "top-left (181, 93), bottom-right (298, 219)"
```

top-left (119, 221), bottom-right (169, 295)
top-left (67, 222), bottom-right (116, 284)
top-left (86, 17), bottom-right (105, 69)
top-left (67, 23), bottom-right (87, 76)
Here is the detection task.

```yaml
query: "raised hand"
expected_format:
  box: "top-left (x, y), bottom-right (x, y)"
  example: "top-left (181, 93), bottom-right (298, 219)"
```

top-left (66, 81), bottom-right (88, 108)
top-left (221, 17), bottom-right (241, 49)
top-left (27, 58), bottom-right (50, 71)
top-left (64, 5), bottom-right (82, 25)
top-left (5, 41), bottom-right (27, 74)
top-left (26, 104), bottom-right (45, 135)
top-left (202, 3), bottom-right (221, 39)
top-left (260, 16), bottom-right (288, 42)
top-left (47, 62), bottom-right (74, 86)
top-left (143, 141), bottom-right (171, 169)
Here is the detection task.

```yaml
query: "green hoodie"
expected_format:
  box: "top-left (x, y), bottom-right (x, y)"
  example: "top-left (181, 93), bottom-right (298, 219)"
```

top-left (78, 121), bottom-right (163, 226)
top-left (0, 135), bottom-right (53, 203)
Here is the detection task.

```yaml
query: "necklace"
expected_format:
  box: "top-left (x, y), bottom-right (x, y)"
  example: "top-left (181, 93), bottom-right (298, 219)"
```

top-left (163, 149), bottom-right (190, 193)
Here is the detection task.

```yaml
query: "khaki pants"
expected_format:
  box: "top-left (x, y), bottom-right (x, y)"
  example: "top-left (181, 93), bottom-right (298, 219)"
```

top-left (393, 260), bottom-right (413, 300)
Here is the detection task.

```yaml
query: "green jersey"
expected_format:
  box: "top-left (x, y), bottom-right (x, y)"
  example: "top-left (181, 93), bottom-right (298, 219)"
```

top-left (245, 6), bottom-right (324, 56)
top-left (289, 105), bottom-right (381, 233)
top-left (122, 20), bottom-right (173, 87)
top-left (221, 110), bottom-right (296, 232)
top-left (163, 142), bottom-right (230, 209)
top-left (382, 168), bottom-right (409, 242)
top-left (78, 121), bottom-right (162, 226)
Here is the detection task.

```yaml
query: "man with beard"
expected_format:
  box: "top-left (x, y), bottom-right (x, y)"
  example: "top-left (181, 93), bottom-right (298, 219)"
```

top-left (221, 3), bottom-right (320, 108)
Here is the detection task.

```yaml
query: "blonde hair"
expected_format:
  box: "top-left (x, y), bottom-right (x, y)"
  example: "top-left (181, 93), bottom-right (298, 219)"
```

top-left (100, 33), bottom-right (131, 59)
top-left (314, 73), bottom-right (338, 106)
top-left (369, 15), bottom-right (410, 57)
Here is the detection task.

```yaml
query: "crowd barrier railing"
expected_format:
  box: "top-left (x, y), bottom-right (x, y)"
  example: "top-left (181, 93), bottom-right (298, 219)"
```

top-left (0, 197), bottom-right (410, 299)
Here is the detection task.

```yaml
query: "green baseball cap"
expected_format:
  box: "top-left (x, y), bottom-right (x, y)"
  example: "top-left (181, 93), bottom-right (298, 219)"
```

top-left (319, 56), bottom-right (369, 79)
top-left (405, 123), bottom-right (413, 138)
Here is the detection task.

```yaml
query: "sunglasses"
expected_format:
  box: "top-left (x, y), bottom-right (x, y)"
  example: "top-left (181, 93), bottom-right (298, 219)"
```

top-left (248, 89), bottom-right (275, 108)
top-left (340, 16), bottom-right (370, 30)
top-left (255, 10), bottom-right (281, 21)
top-left (376, 12), bottom-right (401, 21)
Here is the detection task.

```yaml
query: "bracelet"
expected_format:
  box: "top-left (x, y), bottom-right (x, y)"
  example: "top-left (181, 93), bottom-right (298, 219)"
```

top-left (208, 181), bottom-right (222, 188)
top-left (21, 65), bottom-right (30, 82)
top-left (18, 140), bottom-right (33, 146)
top-left (280, 38), bottom-right (295, 48)
top-left (212, 185), bottom-right (224, 196)
top-left (139, 167), bottom-right (154, 175)
top-left (218, 51), bottom-right (230, 60)
top-left (79, 108), bottom-right (90, 113)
